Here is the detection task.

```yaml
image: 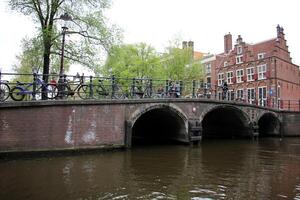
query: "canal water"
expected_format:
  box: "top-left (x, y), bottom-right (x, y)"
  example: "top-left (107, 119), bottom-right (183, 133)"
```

top-left (1, 138), bottom-right (300, 200)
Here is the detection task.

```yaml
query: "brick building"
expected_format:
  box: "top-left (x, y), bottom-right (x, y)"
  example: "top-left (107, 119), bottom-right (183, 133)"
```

top-left (202, 25), bottom-right (300, 109)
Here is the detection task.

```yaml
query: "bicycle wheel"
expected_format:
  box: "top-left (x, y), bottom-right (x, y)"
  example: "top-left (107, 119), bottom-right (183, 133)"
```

top-left (77, 85), bottom-right (90, 100)
top-left (10, 87), bottom-right (25, 101)
top-left (46, 84), bottom-right (58, 99)
top-left (95, 86), bottom-right (110, 99)
top-left (0, 83), bottom-right (10, 101)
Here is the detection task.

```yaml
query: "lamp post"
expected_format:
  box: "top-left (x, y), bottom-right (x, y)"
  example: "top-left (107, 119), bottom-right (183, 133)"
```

top-left (58, 13), bottom-right (72, 98)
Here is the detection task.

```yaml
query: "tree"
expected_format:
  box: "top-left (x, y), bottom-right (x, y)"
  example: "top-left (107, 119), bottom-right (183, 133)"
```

top-left (13, 36), bottom-right (70, 83)
top-left (101, 43), bottom-right (162, 79)
top-left (9, 0), bottom-right (121, 84)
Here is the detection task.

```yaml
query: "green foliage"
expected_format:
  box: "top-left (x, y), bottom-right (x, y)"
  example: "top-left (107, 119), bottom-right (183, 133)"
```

top-left (9, 0), bottom-right (122, 78)
top-left (101, 43), bottom-right (162, 79)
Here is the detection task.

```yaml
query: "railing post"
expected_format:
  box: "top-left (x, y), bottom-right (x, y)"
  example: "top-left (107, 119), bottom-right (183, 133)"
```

top-left (149, 79), bottom-right (153, 97)
top-left (192, 80), bottom-right (196, 98)
top-left (32, 72), bottom-right (37, 101)
top-left (179, 81), bottom-right (183, 98)
top-left (299, 100), bottom-right (300, 112)
top-left (89, 75), bottom-right (93, 99)
top-left (165, 80), bottom-right (169, 97)
top-left (288, 100), bottom-right (291, 111)
top-left (131, 78), bottom-right (136, 97)
top-left (111, 75), bottom-right (115, 99)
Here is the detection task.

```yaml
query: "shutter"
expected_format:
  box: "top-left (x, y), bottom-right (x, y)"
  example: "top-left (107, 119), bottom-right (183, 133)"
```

top-left (266, 71), bottom-right (270, 78)
top-left (232, 77), bottom-right (236, 83)
top-left (254, 73), bottom-right (258, 80)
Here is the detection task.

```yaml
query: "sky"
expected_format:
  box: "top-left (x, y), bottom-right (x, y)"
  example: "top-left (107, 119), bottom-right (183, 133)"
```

top-left (1, 0), bottom-right (300, 74)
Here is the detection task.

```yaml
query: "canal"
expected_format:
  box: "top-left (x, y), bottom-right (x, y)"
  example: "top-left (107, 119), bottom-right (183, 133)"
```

top-left (1, 138), bottom-right (300, 200)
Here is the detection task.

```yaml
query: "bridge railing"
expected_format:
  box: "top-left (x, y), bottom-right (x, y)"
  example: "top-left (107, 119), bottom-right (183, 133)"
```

top-left (1, 72), bottom-right (299, 111)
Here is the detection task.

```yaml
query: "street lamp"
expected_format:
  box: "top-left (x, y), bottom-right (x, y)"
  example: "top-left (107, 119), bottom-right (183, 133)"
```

top-left (58, 13), bottom-right (72, 98)
top-left (59, 12), bottom-right (72, 76)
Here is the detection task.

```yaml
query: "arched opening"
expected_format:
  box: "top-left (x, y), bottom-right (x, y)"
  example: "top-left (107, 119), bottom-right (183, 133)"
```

top-left (202, 106), bottom-right (251, 139)
top-left (258, 113), bottom-right (281, 137)
top-left (131, 107), bottom-right (187, 145)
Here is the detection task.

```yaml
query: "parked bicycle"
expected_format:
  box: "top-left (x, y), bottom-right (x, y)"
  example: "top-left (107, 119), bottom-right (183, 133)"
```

top-left (0, 80), bottom-right (10, 102)
top-left (10, 77), bottom-right (58, 101)
top-left (130, 79), bottom-right (153, 99)
top-left (57, 74), bottom-right (90, 100)
top-left (93, 79), bottom-right (124, 99)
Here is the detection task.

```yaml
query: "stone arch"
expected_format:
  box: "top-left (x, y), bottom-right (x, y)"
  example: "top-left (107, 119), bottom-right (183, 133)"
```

top-left (126, 103), bottom-right (189, 146)
top-left (200, 105), bottom-right (252, 138)
top-left (256, 111), bottom-right (281, 137)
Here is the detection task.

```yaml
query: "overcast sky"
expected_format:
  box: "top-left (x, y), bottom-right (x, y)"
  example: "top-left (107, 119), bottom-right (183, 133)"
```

top-left (1, 0), bottom-right (300, 73)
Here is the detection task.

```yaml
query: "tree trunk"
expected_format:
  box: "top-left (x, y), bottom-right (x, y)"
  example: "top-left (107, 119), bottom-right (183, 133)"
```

top-left (41, 34), bottom-right (52, 100)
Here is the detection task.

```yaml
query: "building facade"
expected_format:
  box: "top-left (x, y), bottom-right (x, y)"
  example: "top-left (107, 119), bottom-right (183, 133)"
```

top-left (202, 25), bottom-right (300, 110)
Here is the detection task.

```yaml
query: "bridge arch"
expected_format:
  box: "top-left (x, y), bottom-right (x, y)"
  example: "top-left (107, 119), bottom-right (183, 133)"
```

top-left (257, 112), bottom-right (281, 137)
top-left (127, 104), bottom-right (189, 146)
top-left (200, 105), bottom-right (252, 139)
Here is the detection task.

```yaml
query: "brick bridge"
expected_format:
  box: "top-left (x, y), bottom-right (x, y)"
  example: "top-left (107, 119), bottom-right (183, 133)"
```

top-left (0, 99), bottom-right (299, 153)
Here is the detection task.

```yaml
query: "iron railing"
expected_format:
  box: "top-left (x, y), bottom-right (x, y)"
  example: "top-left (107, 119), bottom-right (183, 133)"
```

top-left (1, 72), bottom-right (299, 112)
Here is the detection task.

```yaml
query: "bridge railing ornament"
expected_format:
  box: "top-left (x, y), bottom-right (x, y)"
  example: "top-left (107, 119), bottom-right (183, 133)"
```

top-left (0, 72), bottom-right (299, 111)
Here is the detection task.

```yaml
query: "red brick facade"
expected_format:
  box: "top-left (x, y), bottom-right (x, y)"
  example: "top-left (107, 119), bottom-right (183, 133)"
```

top-left (202, 25), bottom-right (300, 110)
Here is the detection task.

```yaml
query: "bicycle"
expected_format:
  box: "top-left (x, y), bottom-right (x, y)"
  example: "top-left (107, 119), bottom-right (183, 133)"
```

top-left (10, 77), bottom-right (58, 101)
top-left (93, 79), bottom-right (124, 99)
top-left (130, 79), bottom-right (153, 99)
top-left (0, 80), bottom-right (10, 102)
top-left (58, 75), bottom-right (90, 100)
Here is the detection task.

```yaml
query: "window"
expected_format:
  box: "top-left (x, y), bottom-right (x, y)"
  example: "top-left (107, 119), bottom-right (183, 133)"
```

top-left (206, 76), bottom-right (211, 84)
top-left (236, 69), bottom-right (244, 83)
top-left (257, 64), bottom-right (267, 80)
top-left (236, 89), bottom-right (244, 100)
top-left (247, 67), bottom-right (254, 81)
top-left (227, 90), bottom-right (235, 101)
top-left (236, 55), bottom-right (243, 64)
top-left (258, 86), bottom-right (267, 106)
top-left (224, 61), bottom-right (228, 67)
top-left (206, 63), bottom-right (211, 74)
top-left (237, 45), bottom-right (243, 54)
top-left (218, 73), bottom-right (224, 86)
top-left (247, 88), bottom-right (255, 104)
top-left (227, 71), bottom-right (234, 84)
top-left (258, 53), bottom-right (265, 60)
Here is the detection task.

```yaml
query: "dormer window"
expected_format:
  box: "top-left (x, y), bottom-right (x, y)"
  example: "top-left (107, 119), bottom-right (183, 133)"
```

top-left (258, 53), bottom-right (265, 60)
top-left (237, 45), bottom-right (243, 54)
top-left (224, 61), bottom-right (228, 67)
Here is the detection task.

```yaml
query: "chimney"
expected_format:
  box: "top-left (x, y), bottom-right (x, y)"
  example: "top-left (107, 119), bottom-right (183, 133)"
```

top-left (224, 33), bottom-right (232, 53)
top-left (182, 41), bottom-right (188, 49)
top-left (188, 41), bottom-right (194, 52)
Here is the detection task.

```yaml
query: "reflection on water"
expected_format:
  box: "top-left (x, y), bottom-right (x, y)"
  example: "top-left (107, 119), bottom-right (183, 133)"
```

top-left (1, 138), bottom-right (300, 200)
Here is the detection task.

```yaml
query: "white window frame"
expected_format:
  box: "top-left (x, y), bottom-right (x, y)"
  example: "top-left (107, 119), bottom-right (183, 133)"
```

top-left (227, 90), bottom-right (235, 101)
top-left (236, 69), bottom-right (244, 83)
top-left (258, 86), bottom-right (267, 106)
top-left (236, 89), bottom-right (244, 100)
top-left (218, 73), bottom-right (224, 86)
top-left (247, 88), bottom-right (256, 104)
top-left (257, 53), bottom-right (265, 60)
top-left (227, 71), bottom-right (234, 84)
top-left (236, 55), bottom-right (243, 64)
top-left (224, 61), bottom-right (228, 67)
top-left (257, 64), bottom-right (267, 80)
top-left (205, 63), bottom-right (211, 74)
top-left (237, 45), bottom-right (243, 54)
top-left (247, 67), bottom-right (254, 82)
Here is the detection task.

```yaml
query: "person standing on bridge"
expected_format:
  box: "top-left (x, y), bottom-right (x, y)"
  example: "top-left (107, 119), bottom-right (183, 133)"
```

top-left (222, 81), bottom-right (228, 100)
